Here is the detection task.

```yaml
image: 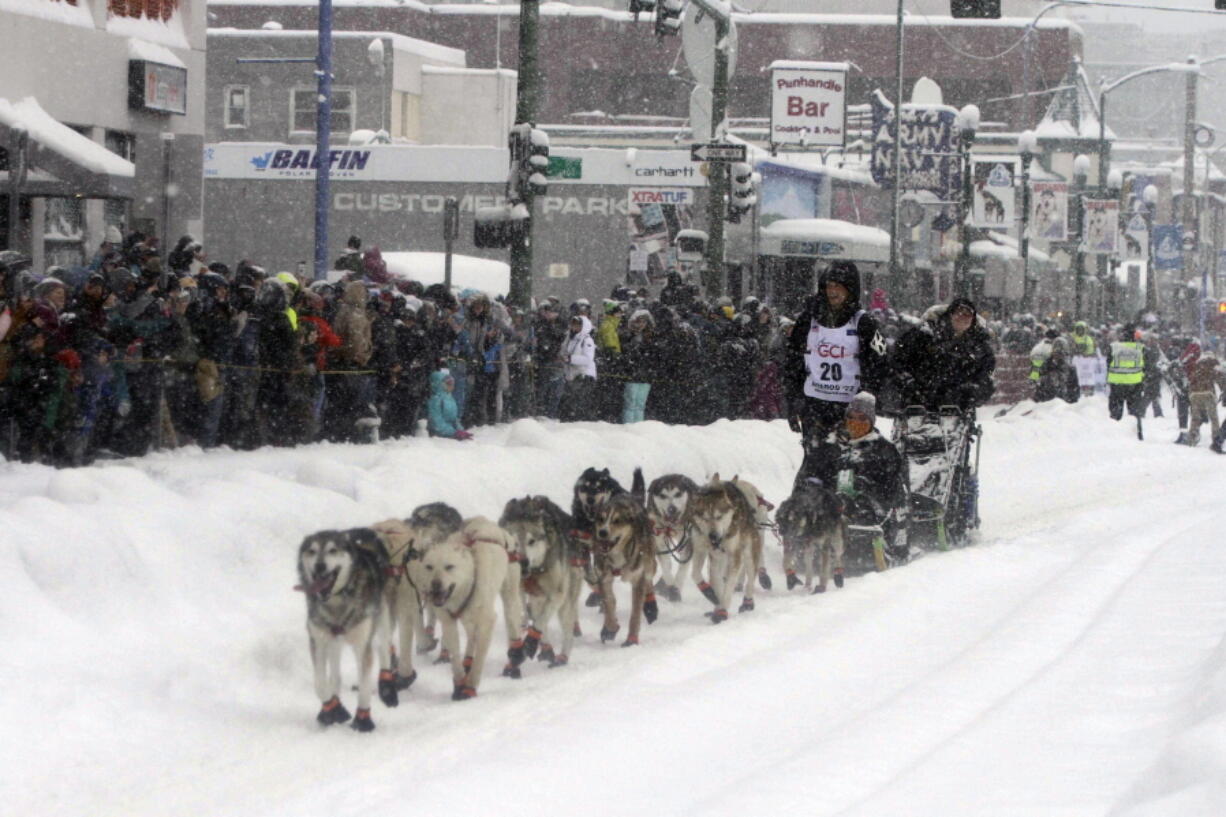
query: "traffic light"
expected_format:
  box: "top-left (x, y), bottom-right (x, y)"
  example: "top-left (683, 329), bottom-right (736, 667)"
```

top-left (474, 205), bottom-right (512, 249)
top-left (526, 127), bottom-right (550, 197)
top-left (726, 161), bottom-right (759, 223)
top-left (951, 0), bottom-right (1000, 18)
top-left (655, 0), bottom-right (683, 36)
top-left (1218, 300), bottom-right (1226, 314)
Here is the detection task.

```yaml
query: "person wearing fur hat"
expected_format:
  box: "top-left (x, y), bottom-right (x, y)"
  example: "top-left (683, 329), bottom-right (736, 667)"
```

top-left (783, 260), bottom-right (888, 443)
top-left (798, 392), bottom-right (909, 566)
top-left (891, 298), bottom-right (996, 412)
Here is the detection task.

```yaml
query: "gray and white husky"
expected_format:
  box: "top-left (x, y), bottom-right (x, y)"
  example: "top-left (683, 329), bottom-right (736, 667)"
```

top-left (646, 474), bottom-right (699, 603)
top-left (297, 528), bottom-right (395, 732)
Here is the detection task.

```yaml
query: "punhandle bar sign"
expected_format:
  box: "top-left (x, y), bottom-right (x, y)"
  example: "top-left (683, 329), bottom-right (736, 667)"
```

top-left (768, 60), bottom-right (848, 149)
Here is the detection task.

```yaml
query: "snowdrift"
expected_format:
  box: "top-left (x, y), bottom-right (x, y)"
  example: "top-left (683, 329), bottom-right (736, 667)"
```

top-left (3, 405), bottom-right (1225, 817)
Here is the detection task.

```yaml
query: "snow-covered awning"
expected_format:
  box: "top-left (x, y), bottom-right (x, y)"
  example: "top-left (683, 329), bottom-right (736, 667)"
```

top-left (0, 97), bottom-right (135, 199)
top-left (326, 251), bottom-right (511, 296)
top-left (760, 218), bottom-right (890, 263)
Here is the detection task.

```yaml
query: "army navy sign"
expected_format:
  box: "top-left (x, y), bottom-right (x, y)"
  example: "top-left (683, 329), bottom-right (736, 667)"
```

top-left (869, 90), bottom-right (962, 197)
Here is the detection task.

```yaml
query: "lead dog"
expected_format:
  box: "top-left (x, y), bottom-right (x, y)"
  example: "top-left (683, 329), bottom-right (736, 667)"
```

top-left (572, 467), bottom-right (629, 607)
top-left (501, 495), bottom-right (584, 667)
top-left (592, 468), bottom-right (659, 646)
top-left (775, 480), bottom-right (846, 593)
top-left (688, 476), bottom-right (764, 623)
top-left (297, 528), bottom-right (394, 732)
top-left (646, 474), bottom-right (700, 603)
top-left (413, 516), bottom-right (527, 699)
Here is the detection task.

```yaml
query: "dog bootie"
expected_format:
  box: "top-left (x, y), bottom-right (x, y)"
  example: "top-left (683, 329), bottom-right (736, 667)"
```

top-left (507, 639), bottom-right (526, 667)
top-left (549, 653), bottom-right (569, 668)
top-left (523, 627), bottom-right (543, 659)
top-left (395, 669), bottom-right (417, 691)
top-left (377, 670), bottom-right (399, 708)
top-left (317, 695), bottom-right (351, 726)
top-left (502, 662), bottom-right (523, 680)
top-left (757, 568), bottom-right (772, 591)
top-left (786, 570), bottom-right (801, 590)
top-left (709, 608), bottom-right (728, 624)
top-left (739, 598), bottom-right (755, 613)
top-left (622, 634), bottom-right (640, 648)
top-left (351, 708), bottom-right (375, 732)
top-left (833, 569), bottom-right (845, 588)
top-left (698, 581), bottom-right (719, 605)
top-left (538, 643), bottom-right (555, 664)
top-left (600, 623), bottom-right (620, 643)
top-left (452, 684), bottom-right (477, 701)
top-left (643, 594), bottom-right (659, 624)
top-left (585, 590), bottom-right (603, 608)
top-left (665, 585), bottom-right (682, 603)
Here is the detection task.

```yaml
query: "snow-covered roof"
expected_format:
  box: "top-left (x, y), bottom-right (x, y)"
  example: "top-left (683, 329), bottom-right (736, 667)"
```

top-left (0, 97), bottom-right (135, 179)
top-left (127, 37), bottom-right (187, 69)
top-left (760, 218), bottom-right (890, 263)
top-left (0, 0), bottom-right (94, 29)
top-left (971, 233), bottom-right (1051, 265)
top-left (207, 28), bottom-right (466, 64)
top-left (205, 0), bottom-right (1081, 34)
top-left (1036, 60), bottom-right (1113, 143)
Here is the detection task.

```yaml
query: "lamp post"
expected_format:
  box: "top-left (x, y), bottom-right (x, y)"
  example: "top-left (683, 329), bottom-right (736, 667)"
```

top-left (1018, 129), bottom-right (1038, 313)
top-left (1071, 153), bottom-right (1090, 320)
top-left (1104, 167), bottom-right (1123, 322)
top-left (954, 104), bottom-right (980, 299)
top-left (1142, 183), bottom-right (1159, 314)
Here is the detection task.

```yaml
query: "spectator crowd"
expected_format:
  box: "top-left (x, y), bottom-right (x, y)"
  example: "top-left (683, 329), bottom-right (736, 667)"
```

top-left (1, 230), bottom-right (1223, 467)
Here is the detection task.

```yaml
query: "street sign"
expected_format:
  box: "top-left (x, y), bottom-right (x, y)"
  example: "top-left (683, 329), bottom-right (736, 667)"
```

top-left (690, 142), bottom-right (746, 163)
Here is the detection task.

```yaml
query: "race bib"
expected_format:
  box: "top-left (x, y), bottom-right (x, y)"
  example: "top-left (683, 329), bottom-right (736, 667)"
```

top-left (803, 312), bottom-right (863, 402)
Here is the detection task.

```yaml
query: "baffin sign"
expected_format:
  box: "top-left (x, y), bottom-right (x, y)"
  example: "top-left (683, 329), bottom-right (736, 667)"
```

top-left (768, 61), bottom-right (848, 148)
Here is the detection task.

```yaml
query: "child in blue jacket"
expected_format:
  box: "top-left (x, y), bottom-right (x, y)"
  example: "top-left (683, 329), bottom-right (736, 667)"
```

top-left (427, 369), bottom-right (472, 440)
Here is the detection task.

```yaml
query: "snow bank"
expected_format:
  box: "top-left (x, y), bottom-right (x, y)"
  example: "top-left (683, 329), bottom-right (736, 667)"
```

top-left (382, 250), bottom-right (511, 296)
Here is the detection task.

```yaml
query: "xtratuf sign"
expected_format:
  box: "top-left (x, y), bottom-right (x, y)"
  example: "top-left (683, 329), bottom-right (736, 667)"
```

top-left (768, 60), bottom-right (849, 148)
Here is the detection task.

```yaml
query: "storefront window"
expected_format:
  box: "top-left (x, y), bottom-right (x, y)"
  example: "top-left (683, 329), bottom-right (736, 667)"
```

top-left (44, 197), bottom-right (85, 268)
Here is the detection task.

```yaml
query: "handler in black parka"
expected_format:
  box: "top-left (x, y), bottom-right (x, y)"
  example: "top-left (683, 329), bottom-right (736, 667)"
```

top-left (783, 261), bottom-right (889, 469)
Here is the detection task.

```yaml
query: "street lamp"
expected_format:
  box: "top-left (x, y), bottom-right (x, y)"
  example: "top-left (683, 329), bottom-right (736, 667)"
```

top-left (1104, 167), bottom-right (1123, 321)
top-left (955, 103), bottom-right (980, 299)
top-left (1142, 182), bottom-right (1159, 314)
top-left (1018, 128), bottom-right (1039, 312)
top-left (1072, 153), bottom-right (1090, 320)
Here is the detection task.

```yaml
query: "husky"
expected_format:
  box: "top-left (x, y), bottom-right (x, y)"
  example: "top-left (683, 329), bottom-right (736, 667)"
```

top-left (413, 516), bottom-right (527, 699)
top-left (592, 468), bottom-right (659, 646)
top-left (403, 502), bottom-right (465, 658)
top-left (981, 189), bottom-right (1006, 223)
top-left (501, 495), bottom-right (584, 667)
top-left (646, 474), bottom-right (700, 603)
top-left (297, 528), bottom-right (395, 732)
top-left (572, 467), bottom-right (629, 607)
top-left (776, 480), bottom-right (847, 593)
top-left (688, 476), bottom-right (765, 623)
top-left (369, 516), bottom-right (441, 696)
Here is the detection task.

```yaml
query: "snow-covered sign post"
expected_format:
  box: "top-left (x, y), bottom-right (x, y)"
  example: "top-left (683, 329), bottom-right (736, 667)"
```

top-left (768, 61), bottom-right (848, 149)
top-left (869, 91), bottom-right (962, 198)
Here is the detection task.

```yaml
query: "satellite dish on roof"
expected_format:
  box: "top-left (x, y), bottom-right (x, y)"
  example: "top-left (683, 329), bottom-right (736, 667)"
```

top-left (682, 8), bottom-right (738, 88)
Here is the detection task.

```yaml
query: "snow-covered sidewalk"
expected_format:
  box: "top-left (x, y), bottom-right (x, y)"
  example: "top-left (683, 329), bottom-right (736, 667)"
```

top-left (2, 399), bottom-right (1224, 817)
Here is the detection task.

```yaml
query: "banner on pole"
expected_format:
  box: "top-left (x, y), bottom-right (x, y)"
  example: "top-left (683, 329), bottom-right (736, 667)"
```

top-left (971, 159), bottom-right (1016, 229)
top-left (869, 90), bottom-right (962, 198)
top-left (1030, 181), bottom-right (1067, 241)
top-left (1121, 212), bottom-right (1148, 262)
top-left (1080, 199), bottom-right (1119, 255)
top-left (1153, 224), bottom-right (1183, 270)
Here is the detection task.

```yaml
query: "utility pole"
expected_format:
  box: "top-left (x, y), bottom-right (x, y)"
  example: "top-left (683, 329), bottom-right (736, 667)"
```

top-left (701, 12), bottom-right (730, 297)
top-left (1183, 54), bottom-right (1198, 324)
top-left (888, 0), bottom-right (905, 301)
top-left (509, 0), bottom-right (541, 309)
top-left (313, 0), bottom-right (333, 281)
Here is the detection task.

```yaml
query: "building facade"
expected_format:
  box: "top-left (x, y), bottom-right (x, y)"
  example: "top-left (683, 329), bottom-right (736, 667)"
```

top-left (0, 0), bottom-right (206, 268)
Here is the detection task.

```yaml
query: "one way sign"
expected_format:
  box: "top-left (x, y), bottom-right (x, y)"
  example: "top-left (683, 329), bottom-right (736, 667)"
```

top-left (690, 142), bottom-right (747, 163)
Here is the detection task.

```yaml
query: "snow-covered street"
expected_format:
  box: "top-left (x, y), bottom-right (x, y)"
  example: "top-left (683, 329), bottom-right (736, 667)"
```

top-left (3, 398), bottom-right (1225, 817)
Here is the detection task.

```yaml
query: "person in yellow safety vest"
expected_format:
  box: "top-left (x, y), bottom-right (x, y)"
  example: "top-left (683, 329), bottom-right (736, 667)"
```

top-left (275, 271), bottom-right (300, 331)
top-left (1028, 328), bottom-right (1059, 383)
top-left (1071, 321), bottom-right (1096, 356)
top-left (1107, 323), bottom-right (1147, 440)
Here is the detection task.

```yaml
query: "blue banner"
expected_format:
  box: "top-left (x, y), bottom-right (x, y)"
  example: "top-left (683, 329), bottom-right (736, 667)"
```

top-left (1153, 224), bottom-right (1183, 271)
top-left (870, 90), bottom-right (962, 198)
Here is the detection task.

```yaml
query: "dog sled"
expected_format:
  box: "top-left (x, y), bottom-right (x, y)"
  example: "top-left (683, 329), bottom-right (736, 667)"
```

top-left (891, 405), bottom-right (981, 550)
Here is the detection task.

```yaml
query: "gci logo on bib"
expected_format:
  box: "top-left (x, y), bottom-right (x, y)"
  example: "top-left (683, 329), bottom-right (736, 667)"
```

top-left (803, 315), bottom-right (863, 402)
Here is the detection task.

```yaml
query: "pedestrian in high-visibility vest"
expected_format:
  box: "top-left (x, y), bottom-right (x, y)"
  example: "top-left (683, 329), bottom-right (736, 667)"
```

top-left (1070, 321), bottom-right (1097, 356)
top-left (1107, 324), bottom-right (1147, 440)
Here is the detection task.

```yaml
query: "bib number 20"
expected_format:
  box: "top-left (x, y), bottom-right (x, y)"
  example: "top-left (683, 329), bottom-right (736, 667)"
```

top-left (818, 362), bottom-right (843, 382)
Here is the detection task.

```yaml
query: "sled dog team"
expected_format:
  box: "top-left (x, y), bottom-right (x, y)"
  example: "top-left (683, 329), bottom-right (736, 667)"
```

top-left (296, 467), bottom-right (850, 731)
